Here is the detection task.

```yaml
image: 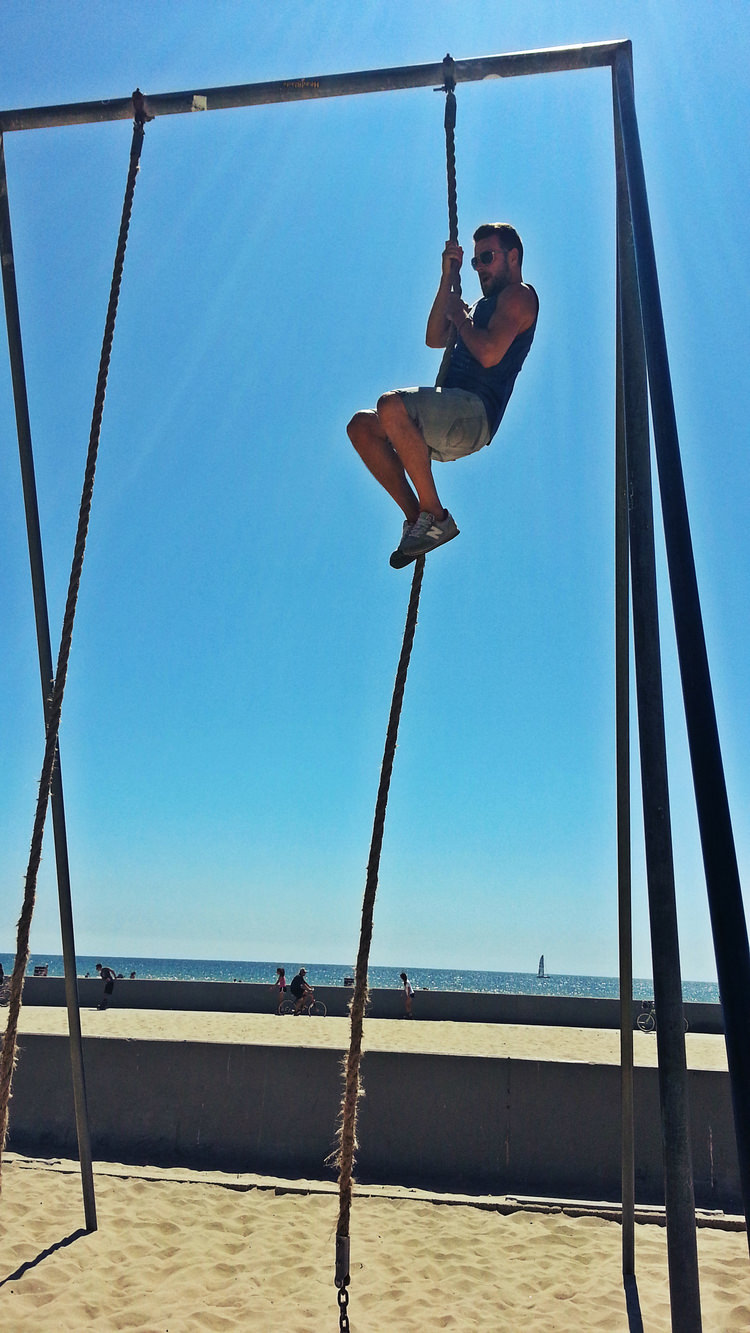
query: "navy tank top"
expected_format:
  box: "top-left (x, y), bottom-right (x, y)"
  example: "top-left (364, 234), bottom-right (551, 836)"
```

top-left (443, 285), bottom-right (538, 439)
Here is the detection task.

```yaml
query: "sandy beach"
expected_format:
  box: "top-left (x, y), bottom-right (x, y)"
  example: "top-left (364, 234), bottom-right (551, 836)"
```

top-left (2, 1008), bottom-right (746, 1330)
top-left (13, 1004), bottom-right (731, 1069)
top-left (2, 1153), bottom-right (749, 1331)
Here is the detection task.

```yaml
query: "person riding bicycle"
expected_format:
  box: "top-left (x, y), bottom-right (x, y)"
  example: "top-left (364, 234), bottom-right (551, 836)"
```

top-left (290, 967), bottom-right (314, 1015)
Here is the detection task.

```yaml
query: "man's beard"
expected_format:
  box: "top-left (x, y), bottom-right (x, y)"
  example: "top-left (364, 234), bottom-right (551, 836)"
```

top-left (481, 272), bottom-right (509, 298)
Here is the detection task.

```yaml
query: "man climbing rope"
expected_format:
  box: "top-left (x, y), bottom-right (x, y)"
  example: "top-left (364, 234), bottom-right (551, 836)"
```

top-left (347, 223), bottom-right (538, 568)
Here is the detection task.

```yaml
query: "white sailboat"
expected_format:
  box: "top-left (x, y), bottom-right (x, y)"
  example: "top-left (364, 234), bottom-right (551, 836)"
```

top-left (537, 954), bottom-right (546, 979)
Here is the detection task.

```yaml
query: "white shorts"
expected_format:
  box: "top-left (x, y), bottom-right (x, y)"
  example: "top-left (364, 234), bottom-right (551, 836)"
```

top-left (396, 386), bottom-right (491, 462)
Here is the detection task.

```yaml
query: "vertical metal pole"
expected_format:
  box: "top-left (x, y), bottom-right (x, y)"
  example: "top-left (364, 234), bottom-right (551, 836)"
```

top-left (613, 45), bottom-right (750, 1255)
top-left (613, 77), bottom-right (702, 1332)
top-left (614, 215), bottom-right (635, 1277)
top-left (0, 132), bottom-right (97, 1231)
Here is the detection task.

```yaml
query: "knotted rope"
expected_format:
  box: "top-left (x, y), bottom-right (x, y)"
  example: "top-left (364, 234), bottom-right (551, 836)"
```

top-left (333, 57), bottom-right (460, 1326)
top-left (436, 54), bottom-right (461, 388)
top-left (334, 555), bottom-right (425, 1318)
top-left (0, 92), bottom-right (151, 1176)
top-left (443, 56), bottom-right (460, 263)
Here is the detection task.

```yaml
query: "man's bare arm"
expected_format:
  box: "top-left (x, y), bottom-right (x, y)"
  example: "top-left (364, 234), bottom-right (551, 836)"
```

top-left (444, 283), bottom-right (538, 368)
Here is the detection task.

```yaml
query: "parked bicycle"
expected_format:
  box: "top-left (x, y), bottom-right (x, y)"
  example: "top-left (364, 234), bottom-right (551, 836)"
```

top-left (636, 999), bottom-right (688, 1033)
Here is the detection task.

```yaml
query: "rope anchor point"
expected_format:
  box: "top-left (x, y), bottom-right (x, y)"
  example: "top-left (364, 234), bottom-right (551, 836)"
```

top-left (131, 88), bottom-right (154, 126)
top-left (434, 52), bottom-right (456, 95)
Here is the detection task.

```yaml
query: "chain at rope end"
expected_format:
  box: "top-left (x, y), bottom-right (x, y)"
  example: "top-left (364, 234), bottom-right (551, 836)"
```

top-left (335, 1234), bottom-right (351, 1287)
top-left (336, 1282), bottom-right (351, 1333)
top-left (335, 1237), bottom-right (351, 1331)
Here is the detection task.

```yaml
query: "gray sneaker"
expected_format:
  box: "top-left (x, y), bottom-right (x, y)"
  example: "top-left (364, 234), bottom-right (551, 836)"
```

top-left (389, 518), bottom-right (415, 569)
top-left (389, 510), bottom-right (459, 568)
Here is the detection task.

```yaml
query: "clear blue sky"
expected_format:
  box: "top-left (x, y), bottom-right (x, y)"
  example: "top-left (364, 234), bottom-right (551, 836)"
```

top-left (0, 1), bottom-right (748, 979)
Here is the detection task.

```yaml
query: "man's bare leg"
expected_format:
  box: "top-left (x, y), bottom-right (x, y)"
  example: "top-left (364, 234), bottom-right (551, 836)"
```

top-left (375, 392), bottom-right (445, 518)
top-left (347, 410), bottom-right (421, 523)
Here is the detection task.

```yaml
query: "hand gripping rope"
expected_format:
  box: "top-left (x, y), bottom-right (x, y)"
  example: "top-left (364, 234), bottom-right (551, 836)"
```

top-left (0, 92), bottom-right (151, 1177)
top-left (333, 56), bottom-right (459, 1329)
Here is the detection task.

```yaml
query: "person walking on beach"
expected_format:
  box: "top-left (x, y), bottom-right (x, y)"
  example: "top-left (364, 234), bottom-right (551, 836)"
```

top-left (290, 967), bottom-right (313, 1015)
top-left (400, 972), bottom-right (415, 1019)
top-left (273, 966), bottom-right (288, 1014)
top-left (347, 223), bottom-right (538, 567)
top-left (96, 961), bottom-right (116, 1011)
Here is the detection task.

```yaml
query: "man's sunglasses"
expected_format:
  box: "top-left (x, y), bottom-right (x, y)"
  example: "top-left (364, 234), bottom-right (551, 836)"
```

top-left (471, 248), bottom-right (505, 270)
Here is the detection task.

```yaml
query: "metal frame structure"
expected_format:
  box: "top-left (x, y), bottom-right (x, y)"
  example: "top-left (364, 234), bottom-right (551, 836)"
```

top-left (2, 39), bottom-right (747, 1331)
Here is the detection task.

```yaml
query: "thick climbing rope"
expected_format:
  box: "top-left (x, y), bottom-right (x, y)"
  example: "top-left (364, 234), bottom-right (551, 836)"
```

top-left (334, 54), bottom-right (460, 1328)
top-left (334, 554), bottom-right (425, 1324)
top-left (0, 91), bottom-right (151, 1178)
top-left (435, 54), bottom-right (461, 388)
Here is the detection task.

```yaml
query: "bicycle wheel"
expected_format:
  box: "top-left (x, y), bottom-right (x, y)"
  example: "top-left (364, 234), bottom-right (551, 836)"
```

top-left (308, 1000), bottom-right (327, 1017)
top-left (636, 1011), bottom-right (655, 1033)
top-left (279, 999), bottom-right (296, 1015)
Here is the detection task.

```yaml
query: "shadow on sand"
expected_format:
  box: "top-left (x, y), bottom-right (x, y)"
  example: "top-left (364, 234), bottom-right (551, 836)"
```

top-left (0, 1227), bottom-right (88, 1286)
top-left (624, 1273), bottom-right (645, 1332)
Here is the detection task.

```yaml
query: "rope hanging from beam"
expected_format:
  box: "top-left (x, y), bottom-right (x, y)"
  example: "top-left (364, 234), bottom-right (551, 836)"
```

top-left (333, 54), bottom-right (460, 1329)
top-left (333, 553), bottom-right (425, 1326)
top-left (435, 54), bottom-right (460, 388)
top-left (0, 91), bottom-right (151, 1179)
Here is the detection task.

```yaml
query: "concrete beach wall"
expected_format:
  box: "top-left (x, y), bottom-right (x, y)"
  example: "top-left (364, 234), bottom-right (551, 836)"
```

top-left (8, 1032), bottom-right (740, 1212)
top-left (20, 977), bottom-right (724, 1033)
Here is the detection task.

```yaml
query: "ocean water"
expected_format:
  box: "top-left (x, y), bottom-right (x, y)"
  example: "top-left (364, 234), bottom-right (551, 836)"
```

top-left (1, 953), bottom-right (721, 1003)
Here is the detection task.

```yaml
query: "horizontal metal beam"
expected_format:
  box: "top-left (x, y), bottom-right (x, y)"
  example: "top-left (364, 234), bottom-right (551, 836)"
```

top-left (0, 40), bottom-right (629, 133)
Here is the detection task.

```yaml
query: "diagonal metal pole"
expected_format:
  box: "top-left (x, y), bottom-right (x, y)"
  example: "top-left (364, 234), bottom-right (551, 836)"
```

top-left (614, 225), bottom-right (635, 1279)
top-left (0, 132), bottom-right (96, 1231)
top-left (614, 77), bottom-right (702, 1332)
top-left (613, 45), bottom-right (750, 1255)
